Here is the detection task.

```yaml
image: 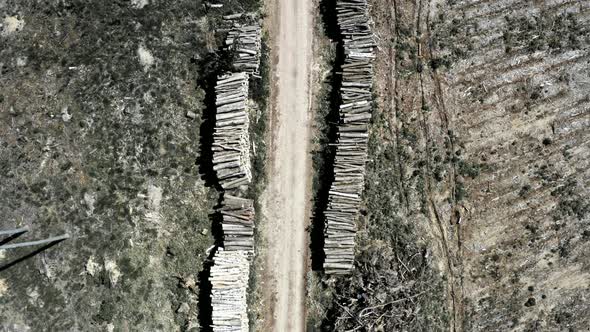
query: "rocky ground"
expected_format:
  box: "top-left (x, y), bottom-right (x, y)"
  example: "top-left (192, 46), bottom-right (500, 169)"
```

top-left (0, 1), bottom-right (258, 331)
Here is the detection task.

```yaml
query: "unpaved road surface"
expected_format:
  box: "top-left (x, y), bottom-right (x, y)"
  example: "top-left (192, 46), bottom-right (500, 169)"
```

top-left (261, 0), bottom-right (314, 330)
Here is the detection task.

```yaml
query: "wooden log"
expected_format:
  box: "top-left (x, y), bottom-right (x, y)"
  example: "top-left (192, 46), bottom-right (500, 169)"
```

top-left (209, 249), bottom-right (250, 331)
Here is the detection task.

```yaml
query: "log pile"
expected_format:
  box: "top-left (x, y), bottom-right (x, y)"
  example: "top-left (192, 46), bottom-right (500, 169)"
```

top-left (225, 24), bottom-right (262, 74)
top-left (337, 0), bottom-right (376, 60)
top-left (323, 0), bottom-right (376, 275)
top-left (208, 68), bottom-right (255, 332)
top-left (210, 249), bottom-right (250, 332)
top-left (205, 17), bottom-right (263, 332)
top-left (213, 72), bottom-right (252, 190)
top-left (219, 194), bottom-right (255, 253)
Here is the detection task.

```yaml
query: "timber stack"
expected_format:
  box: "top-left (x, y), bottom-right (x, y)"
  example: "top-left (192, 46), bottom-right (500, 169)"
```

top-left (210, 249), bottom-right (250, 332)
top-left (323, 0), bottom-right (376, 275)
top-left (225, 23), bottom-right (262, 74)
top-left (213, 72), bottom-right (252, 190)
top-left (219, 194), bottom-right (255, 253)
top-left (206, 19), bottom-right (261, 332)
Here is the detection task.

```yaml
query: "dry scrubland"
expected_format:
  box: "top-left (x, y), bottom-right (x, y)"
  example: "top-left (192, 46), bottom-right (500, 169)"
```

top-left (310, 0), bottom-right (590, 331)
top-left (0, 0), bottom-right (262, 330)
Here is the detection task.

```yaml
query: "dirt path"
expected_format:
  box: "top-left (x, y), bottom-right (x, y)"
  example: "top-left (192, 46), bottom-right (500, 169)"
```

top-left (260, 0), bottom-right (314, 330)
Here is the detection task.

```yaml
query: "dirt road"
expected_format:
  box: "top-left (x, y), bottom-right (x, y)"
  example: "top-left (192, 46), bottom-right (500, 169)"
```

top-left (260, 0), bottom-right (314, 330)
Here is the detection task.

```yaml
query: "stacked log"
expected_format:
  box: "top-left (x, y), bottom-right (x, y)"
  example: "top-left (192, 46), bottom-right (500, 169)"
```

top-left (208, 65), bottom-right (255, 332)
top-left (323, 0), bottom-right (376, 275)
top-left (337, 0), bottom-right (376, 60)
top-left (225, 24), bottom-right (262, 74)
top-left (213, 72), bottom-right (252, 190)
top-left (206, 17), bottom-right (262, 332)
top-left (210, 249), bottom-right (250, 332)
top-left (219, 194), bottom-right (255, 253)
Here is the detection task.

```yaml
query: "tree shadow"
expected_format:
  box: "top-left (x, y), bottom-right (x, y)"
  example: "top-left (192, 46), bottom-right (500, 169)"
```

top-left (197, 245), bottom-right (217, 332)
top-left (197, 194), bottom-right (225, 332)
top-left (0, 239), bottom-right (66, 272)
top-left (309, 0), bottom-right (345, 272)
top-left (196, 50), bottom-right (235, 190)
top-left (211, 194), bottom-right (225, 248)
top-left (319, 0), bottom-right (340, 41)
top-left (0, 230), bottom-right (26, 246)
top-left (195, 44), bottom-right (235, 331)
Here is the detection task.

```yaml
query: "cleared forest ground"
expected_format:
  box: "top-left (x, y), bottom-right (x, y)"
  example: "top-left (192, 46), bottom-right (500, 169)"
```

top-left (428, 0), bottom-right (590, 330)
top-left (309, 0), bottom-right (590, 330)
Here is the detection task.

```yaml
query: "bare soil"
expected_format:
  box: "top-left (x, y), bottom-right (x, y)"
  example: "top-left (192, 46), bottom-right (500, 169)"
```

top-left (257, 0), bottom-right (315, 330)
